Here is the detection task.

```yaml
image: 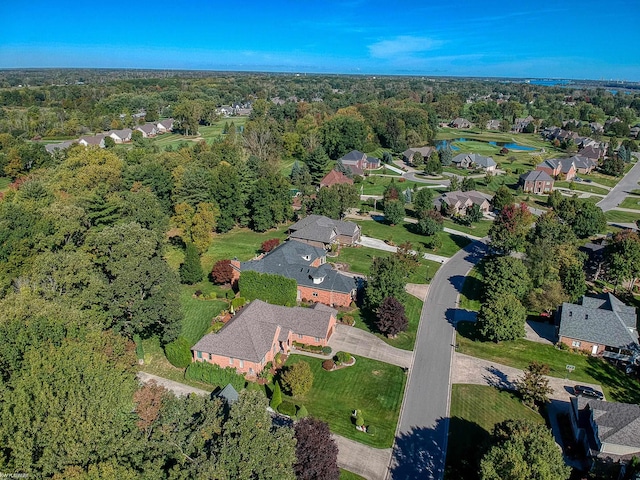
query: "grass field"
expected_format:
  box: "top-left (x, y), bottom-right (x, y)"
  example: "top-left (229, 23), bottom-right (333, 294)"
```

top-left (360, 176), bottom-right (422, 196)
top-left (441, 218), bottom-right (493, 238)
top-left (554, 181), bottom-right (609, 196)
top-left (340, 469), bottom-right (366, 480)
top-left (284, 355), bottom-right (406, 448)
top-left (355, 219), bottom-right (471, 257)
top-left (456, 322), bottom-right (640, 404)
top-left (179, 287), bottom-right (227, 346)
top-left (619, 196), bottom-right (640, 210)
top-left (580, 172), bottom-right (623, 188)
top-left (459, 264), bottom-right (484, 311)
top-left (348, 294), bottom-right (424, 351)
top-left (328, 245), bottom-right (440, 283)
top-left (446, 384), bottom-right (544, 480)
top-left (151, 117), bottom-right (247, 149)
top-left (605, 209), bottom-right (640, 224)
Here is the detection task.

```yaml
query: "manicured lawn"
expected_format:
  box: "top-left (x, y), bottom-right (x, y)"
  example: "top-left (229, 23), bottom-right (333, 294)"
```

top-left (605, 210), bottom-right (640, 224)
top-left (459, 263), bottom-right (484, 312)
top-left (151, 117), bottom-right (247, 149)
top-left (441, 218), bottom-right (493, 238)
top-left (348, 294), bottom-right (423, 351)
top-left (446, 384), bottom-right (544, 480)
top-left (580, 172), bottom-right (622, 188)
top-left (456, 322), bottom-right (640, 404)
top-left (284, 355), bottom-right (407, 448)
top-left (328, 245), bottom-right (440, 283)
top-left (355, 219), bottom-right (471, 257)
top-left (619, 196), bottom-right (640, 210)
top-left (359, 176), bottom-right (422, 196)
top-left (340, 469), bottom-right (366, 480)
top-left (180, 287), bottom-right (228, 346)
top-left (555, 181), bottom-right (609, 196)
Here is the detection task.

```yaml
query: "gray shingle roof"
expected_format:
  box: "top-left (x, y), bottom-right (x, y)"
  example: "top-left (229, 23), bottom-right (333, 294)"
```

top-left (434, 190), bottom-right (493, 209)
top-left (192, 300), bottom-right (335, 362)
top-left (339, 150), bottom-right (366, 163)
top-left (217, 384), bottom-right (239, 404)
top-left (289, 214), bottom-right (359, 243)
top-left (575, 396), bottom-right (640, 449)
top-left (240, 240), bottom-right (357, 294)
top-left (520, 170), bottom-right (553, 182)
top-left (559, 293), bottom-right (638, 349)
top-left (452, 153), bottom-right (496, 168)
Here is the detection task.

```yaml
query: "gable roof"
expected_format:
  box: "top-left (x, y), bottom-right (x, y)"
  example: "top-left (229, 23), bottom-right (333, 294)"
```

top-left (217, 383), bottom-right (239, 404)
top-left (451, 153), bottom-right (496, 168)
top-left (79, 134), bottom-right (105, 145)
top-left (240, 239), bottom-right (356, 294)
top-left (107, 128), bottom-right (132, 140)
top-left (320, 170), bottom-right (353, 187)
top-left (559, 293), bottom-right (638, 349)
top-left (520, 170), bottom-right (553, 183)
top-left (339, 150), bottom-right (366, 163)
top-left (45, 140), bottom-right (74, 153)
top-left (403, 146), bottom-right (435, 160)
top-left (192, 300), bottom-right (336, 362)
top-left (434, 190), bottom-right (493, 209)
top-left (136, 123), bottom-right (157, 135)
top-left (573, 396), bottom-right (640, 449)
top-left (289, 214), bottom-right (359, 242)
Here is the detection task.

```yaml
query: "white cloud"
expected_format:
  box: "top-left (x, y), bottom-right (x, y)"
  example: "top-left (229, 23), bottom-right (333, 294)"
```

top-left (368, 36), bottom-right (444, 59)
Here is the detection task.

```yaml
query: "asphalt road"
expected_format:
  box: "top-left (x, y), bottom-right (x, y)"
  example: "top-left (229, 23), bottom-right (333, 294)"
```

top-left (597, 159), bottom-right (640, 212)
top-left (389, 240), bottom-right (487, 480)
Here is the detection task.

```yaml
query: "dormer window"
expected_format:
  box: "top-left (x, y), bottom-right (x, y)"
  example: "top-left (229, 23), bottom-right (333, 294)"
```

top-left (312, 276), bottom-right (325, 284)
top-left (302, 255), bottom-right (311, 261)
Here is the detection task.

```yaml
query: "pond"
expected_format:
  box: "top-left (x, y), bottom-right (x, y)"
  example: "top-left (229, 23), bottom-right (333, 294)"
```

top-left (436, 138), bottom-right (537, 152)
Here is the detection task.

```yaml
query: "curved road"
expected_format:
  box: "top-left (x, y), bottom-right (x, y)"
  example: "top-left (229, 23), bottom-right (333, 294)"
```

top-left (390, 240), bottom-right (488, 480)
top-left (597, 159), bottom-right (640, 212)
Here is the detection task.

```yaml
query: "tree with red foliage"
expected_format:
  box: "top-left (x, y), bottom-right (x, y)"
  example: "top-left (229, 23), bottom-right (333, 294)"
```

top-left (294, 418), bottom-right (340, 480)
top-left (376, 296), bottom-right (408, 337)
top-left (261, 238), bottom-right (281, 253)
top-left (210, 259), bottom-right (234, 284)
top-left (488, 202), bottom-right (534, 253)
top-left (133, 381), bottom-right (167, 439)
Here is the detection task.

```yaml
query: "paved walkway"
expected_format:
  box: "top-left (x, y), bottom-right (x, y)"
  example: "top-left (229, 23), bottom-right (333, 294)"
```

top-left (406, 283), bottom-right (429, 301)
top-left (358, 235), bottom-right (451, 264)
top-left (329, 324), bottom-right (413, 369)
top-left (334, 435), bottom-right (392, 480)
top-left (610, 206), bottom-right (640, 213)
top-left (137, 371), bottom-right (211, 397)
top-left (442, 227), bottom-right (484, 241)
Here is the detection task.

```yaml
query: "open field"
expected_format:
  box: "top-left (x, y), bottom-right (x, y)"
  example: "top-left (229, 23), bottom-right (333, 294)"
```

top-left (441, 218), bottom-right (493, 238)
top-left (284, 355), bottom-right (406, 448)
top-left (360, 176), bottom-right (422, 196)
top-left (151, 117), bottom-right (247, 148)
top-left (456, 321), bottom-right (640, 404)
top-left (446, 384), bottom-right (544, 480)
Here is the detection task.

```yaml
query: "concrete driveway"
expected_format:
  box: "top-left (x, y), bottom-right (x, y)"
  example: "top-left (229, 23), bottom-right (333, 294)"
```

top-left (358, 235), bottom-right (451, 264)
top-left (137, 371), bottom-right (211, 397)
top-left (329, 324), bottom-right (413, 369)
top-left (334, 435), bottom-right (392, 480)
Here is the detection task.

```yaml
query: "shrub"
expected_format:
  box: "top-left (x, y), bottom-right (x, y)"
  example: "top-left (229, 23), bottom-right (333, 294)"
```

top-left (239, 270), bottom-right (297, 306)
top-left (281, 361), bottom-right (314, 396)
top-left (274, 352), bottom-right (283, 366)
top-left (211, 259), bottom-right (234, 284)
top-left (133, 334), bottom-right (144, 361)
top-left (207, 321), bottom-right (225, 334)
top-left (278, 401), bottom-right (297, 417)
top-left (355, 411), bottom-right (365, 427)
top-left (270, 381), bottom-right (283, 410)
top-left (206, 292), bottom-right (217, 300)
top-left (164, 337), bottom-right (192, 368)
top-left (185, 361), bottom-right (245, 391)
top-left (336, 351), bottom-right (352, 364)
top-left (194, 290), bottom-right (203, 297)
top-left (321, 346), bottom-right (332, 355)
top-left (225, 290), bottom-right (235, 300)
top-left (297, 404), bottom-right (308, 419)
top-left (231, 297), bottom-right (246, 310)
top-left (261, 238), bottom-right (281, 253)
top-left (322, 359), bottom-right (335, 371)
top-left (367, 425), bottom-right (377, 436)
top-left (340, 315), bottom-right (355, 326)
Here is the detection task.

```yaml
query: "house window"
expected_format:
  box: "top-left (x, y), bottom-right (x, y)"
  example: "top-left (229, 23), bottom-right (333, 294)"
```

top-left (229, 357), bottom-right (234, 365)
top-left (239, 360), bottom-right (244, 369)
top-left (197, 351), bottom-right (202, 359)
top-left (313, 292), bottom-right (318, 297)
top-left (298, 334), bottom-right (303, 339)
top-left (260, 355), bottom-right (266, 365)
top-left (209, 353), bottom-right (212, 361)
top-left (572, 341), bottom-right (581, 347)
top-left (315, 337), bottom-right (320, 342)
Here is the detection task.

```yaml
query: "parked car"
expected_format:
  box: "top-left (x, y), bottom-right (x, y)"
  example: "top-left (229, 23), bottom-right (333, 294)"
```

top-left (574, 385), bottom-right (604, 400)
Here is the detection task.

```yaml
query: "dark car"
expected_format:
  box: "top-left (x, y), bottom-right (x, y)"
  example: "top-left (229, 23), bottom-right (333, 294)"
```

top-left (574, 385), bottom-right (604, 400)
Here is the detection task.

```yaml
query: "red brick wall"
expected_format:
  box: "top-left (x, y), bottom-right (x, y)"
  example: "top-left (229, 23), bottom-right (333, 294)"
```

top-left (558, 336), bottom-right (605, 355)
top-left (298, 285), bottom-right (353, 307)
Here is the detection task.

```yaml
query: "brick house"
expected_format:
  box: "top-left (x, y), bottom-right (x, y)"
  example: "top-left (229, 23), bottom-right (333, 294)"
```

top-left (451, 153), bottom-right (497, 172)
top-left (449, 117), bottom-right (473, 129)
top-left (535, 156), bottom-right (595, 179)
top-left (519, 170), bottom-right (554, 194)
top-left (338, 150), bottom-right (380, 175)
top-left (319, 170), bottom-right (353, 188)
top-left (191, 300), bottom-right (337, 376)
top-left (288, 214), bottom-right (361, 248)
top-left (402, 146), bottom-right (435, 165)
top-left (230, 239), bottom-right (357, 308)
top-left (557, 293), bottom-right (639, 358)
top-left (433, 190), bottom-right (493, 215)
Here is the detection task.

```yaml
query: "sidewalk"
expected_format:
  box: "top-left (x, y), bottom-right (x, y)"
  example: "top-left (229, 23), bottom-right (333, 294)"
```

top-left (334, 434), bottom-right (392, 480)
top-left (358, 235), bottom-right (450, 264)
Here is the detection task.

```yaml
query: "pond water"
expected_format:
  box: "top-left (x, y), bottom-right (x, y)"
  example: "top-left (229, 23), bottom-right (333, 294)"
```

top-left (436, 138), bottom-right (537, 152)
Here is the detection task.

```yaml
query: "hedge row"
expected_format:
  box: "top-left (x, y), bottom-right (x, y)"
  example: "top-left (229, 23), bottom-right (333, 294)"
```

top-left (293, 342), bottom-right (331, 355)
top-left (239, 271), bottom-right (297, 306)
top-left (185, 361), bottom-right (245, 391)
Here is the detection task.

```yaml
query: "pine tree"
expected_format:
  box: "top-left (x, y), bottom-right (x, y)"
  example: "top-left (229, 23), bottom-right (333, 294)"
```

top-left (180, 242), bottom-right (203, 284)
top-left (270, 381), bottom-right (283, 410)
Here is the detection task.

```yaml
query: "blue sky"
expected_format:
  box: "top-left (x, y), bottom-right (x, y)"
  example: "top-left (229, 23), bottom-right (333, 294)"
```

top-left (1, 0), bottom-right (639, 80)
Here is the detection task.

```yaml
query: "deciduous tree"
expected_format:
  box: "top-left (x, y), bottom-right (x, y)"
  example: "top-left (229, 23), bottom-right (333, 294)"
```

top-left (294, 418), bottom-right (340, 480)
top-left (280, 361), bottom-right (314, 397)
top-left (515, 362), bottom-right (553, 409)
top-left (477, 292), bottom-right (526, 342)
top-left (376, 296), bottom-right (409, 337)
top-left (384, 200), bottom-right (405, 225)
top-left (211, 259), bottom-right (234, 285)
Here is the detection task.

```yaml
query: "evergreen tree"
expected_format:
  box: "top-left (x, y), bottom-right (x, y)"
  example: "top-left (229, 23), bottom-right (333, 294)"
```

top-left (270, 381), bottom-right (283, 410)
top-left (440, 144), bottom-right (453, 166)
top-left (305, 146), bottom-right (331, 183)
top-left (180, 242), bottom-right (203, 284)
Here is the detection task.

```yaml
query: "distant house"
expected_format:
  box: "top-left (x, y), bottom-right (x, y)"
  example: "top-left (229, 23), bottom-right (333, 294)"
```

top-left (557, 293), bottom-right (639, 358)
top-left (337, 150), bottom-right (380, 175)
top-left (570, 396), bottom-right (640, 461)
top-left (135, 123), bottom-right (158, 138)
top-left (156, 118), bottom-right (174, 133)
top-left (434, 190), bottom-right (493, 215)
top-left (486, 119), bottom-right (501, 130)
top-left (589, 122), bottom-right (604, 134)
top-left (230, 239), bottom-right (357, 308)
top-left (630, 126), bottom-right (640, 139)
top-left (319, 170), bottom-right (353, 188)
top-left (449, 117), bottom-right (472, 129)
top-left (579, 144), bottom-right (606, 160)
top-left (451, 153), bottom-right (497, 172)
top-left (536, 156), bottom-right (596, 180)
top-left (78, 134), bottom-right (105, 148)
top-left (44, 140), bottom-right (74, 154)
top-left (288, 214), bottom-right (361, 248)
top-left (191, 300), bottom-right (337, 376)
top-left (519, 170), bottom-right (554, 194)
top-left (107, 128), bottom-right (133, 144)
top-left (402, 146), bottom-right (435, 165)
top-left (513, 115), bottom-right (535, 133)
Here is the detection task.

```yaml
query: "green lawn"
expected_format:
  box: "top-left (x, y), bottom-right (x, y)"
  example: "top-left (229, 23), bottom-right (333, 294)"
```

top-left (340, 469), bottom-right (366, 480)
top-left (359, 176), bottom-right (422, 196)
top-left (151, 117), bottom-right (247, 149)
top-left (554, 181), bottom-right (609, 196)
top-left (348, 294), bottom-right (423, 351)
top-left (284, 355), bottom-right (406, 448)
top-left (605, 210), bottom-right (640, 224)
top-left (459, 263), bottom-right (484, 312)
top-left (180, 287), bottom-right (227, 346)
top-left (441, 218), bottom-right (493, 238)
top-left (328, 245), bottom-right (440, 283)
top-left (619, 196), bottom-right (640, 210)
top-left (446, 384), bottom-right (544, 480)
top-left (355, 219), bottom-right (471, 257)
top-left (456, 322), bottom-right (640, 404)
top-left (580, 172), bottom-right (622, 188)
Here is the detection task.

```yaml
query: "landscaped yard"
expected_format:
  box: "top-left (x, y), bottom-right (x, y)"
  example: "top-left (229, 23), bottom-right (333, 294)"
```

top-left (151, 117), bottom-right (247, 149)
top-left (284, 355), bottom-right (407, 448)
top-left (555, 181), bottom-right (609, 196)
top-left (328, 245), bottom-right (440, 283)
top-left (459, 263), bottom-right (484, 311)
top-left (605, 209), bottom-right (640, 224)
top-left (360, 176), bottom-right (422, 196)
top-left (446, 384), bottom-right (544, 480)
top-left (346, 294), bottom-right (423, 351)
top-left (355, 219), bottom-right (471, 257)
top-left (456, 322), bottom-right (640, 404)
top-left (619, 196), bottom-right (640, 210)
top-left (441, 218), bottom-right (493, 238)
top-left (179, 287), bottom-right (228, 346)
top-left (580, 172), bottom-right (623, 188)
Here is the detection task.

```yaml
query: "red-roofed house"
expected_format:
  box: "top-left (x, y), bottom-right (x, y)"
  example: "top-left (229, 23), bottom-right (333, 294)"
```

top-left (320, 170), bottom-right (354, 188)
